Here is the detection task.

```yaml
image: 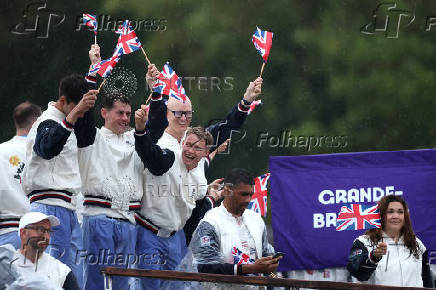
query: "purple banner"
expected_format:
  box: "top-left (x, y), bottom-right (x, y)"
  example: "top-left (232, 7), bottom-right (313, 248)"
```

top-left (270, 149), bottom-right (436, 271)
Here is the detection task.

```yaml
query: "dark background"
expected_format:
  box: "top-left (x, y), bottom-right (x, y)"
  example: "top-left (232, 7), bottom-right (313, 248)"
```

top-left (2, 0), bottom-right (436, 190)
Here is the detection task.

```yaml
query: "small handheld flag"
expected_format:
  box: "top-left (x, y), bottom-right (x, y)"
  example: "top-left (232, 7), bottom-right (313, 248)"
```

top-left (152, 62), bottom-right (188, 102)
top-left (96, 56), bottom-right (120, 78)
top-left (336, 204), bottom-right (381, 231)
top-left (248, 173), bottom-right (271, 217)
top-left (83, 14), bottom-right (98, 44)
top-left (115, 20), bottom-right (151, 65)
top-left (252, 26), bottom-right (274, 77)
top-left (115, 20), bottom-right (142, 55)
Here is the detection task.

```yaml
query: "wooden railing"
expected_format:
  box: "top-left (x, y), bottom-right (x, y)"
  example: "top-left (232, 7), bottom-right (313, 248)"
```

top-left (101, 267), bottom-right (425, 290)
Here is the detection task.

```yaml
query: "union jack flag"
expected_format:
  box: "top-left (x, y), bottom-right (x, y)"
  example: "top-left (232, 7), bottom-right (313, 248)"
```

top-left (152, 62), bottom-right (188, 102)
top-left (336, 204), bottom-right (381, 231)
top-left (83, 14), bottom-right (97, 35)
top-left (248, 173), bottom-right (270, 217)
top-left (93, 51), bottom-right (121, 78)
top-left (115, 20), bottom-right (142, 55)
top-left (89, 40), bottom-right (123, 78)
top-left (252, 27), bottom-right (274, 63)
top-left (248, 100), bottom-right (262, 115)
top-left (232, 247), bottom-right (255, 265)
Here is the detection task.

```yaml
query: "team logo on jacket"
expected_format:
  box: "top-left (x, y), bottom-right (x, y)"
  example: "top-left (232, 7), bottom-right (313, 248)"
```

top-left (9, 155), bottom-right (25, 183)
top-left (102, 175), bottom-right (138, 211)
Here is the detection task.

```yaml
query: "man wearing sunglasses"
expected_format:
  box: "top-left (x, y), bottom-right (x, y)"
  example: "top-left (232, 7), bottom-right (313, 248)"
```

top-left (133, 68), bottom-right (261, 288)
top-left (145, 65), bottom-right (263, 245)
top-left (14, 212), bottom-right (79, 289)
top-left (146, 64), bottom-right (262, 154)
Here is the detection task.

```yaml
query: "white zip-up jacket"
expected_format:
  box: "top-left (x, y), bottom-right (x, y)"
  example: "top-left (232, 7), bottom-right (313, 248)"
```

top-left (22, 102), bottom-right (81, 210)
top-left (347, 233), bottom-right (433, 287)
top-left (190, 205), bottom-right (275, 290)
top-left (136, 131), bottom-right (208, 236)
top-left (0, 136), bottom-right (29, 234)
top-left (77, 127), bottom-right (144, 223)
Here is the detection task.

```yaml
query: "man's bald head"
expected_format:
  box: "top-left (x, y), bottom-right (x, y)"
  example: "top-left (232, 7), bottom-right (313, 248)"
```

top-left (167, 97), bottom-right (192, 112)
top-left (166, 97), bottom-right (193, 142)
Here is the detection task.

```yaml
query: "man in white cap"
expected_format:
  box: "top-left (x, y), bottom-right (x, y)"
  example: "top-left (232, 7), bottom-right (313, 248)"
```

top-left (13, 212), bottom-right (79, 289)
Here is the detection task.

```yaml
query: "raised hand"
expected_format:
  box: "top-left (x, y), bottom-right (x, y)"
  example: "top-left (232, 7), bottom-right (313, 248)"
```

top-left (89, 44), bottom-right (101, 67)
top-left (66, 90), bottom-right (98, 124)
top-left (135, 106), bottom-right (148, 131)
top-left (243, 77), bottom-right (263, 103)
top-left (146, 64), bottom-right (160, 91)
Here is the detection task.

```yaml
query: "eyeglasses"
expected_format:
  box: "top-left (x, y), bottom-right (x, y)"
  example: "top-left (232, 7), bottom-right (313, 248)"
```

top-left (25, 226), bottom-right (53, 234)
top-left (184, 142), bottom-right (207, 152)
top-left (171, 110), bottom-right (193, 119)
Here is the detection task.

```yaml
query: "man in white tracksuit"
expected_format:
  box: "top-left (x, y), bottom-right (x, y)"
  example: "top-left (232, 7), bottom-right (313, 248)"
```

top-left (191, 168), bottom-right (281, 290)
top-left (0, 101), bottom-right (41, 249)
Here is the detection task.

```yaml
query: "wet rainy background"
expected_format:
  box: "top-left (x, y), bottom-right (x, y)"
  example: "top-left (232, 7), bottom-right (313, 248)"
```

top-left (1, 0), bottom-right (436, 209)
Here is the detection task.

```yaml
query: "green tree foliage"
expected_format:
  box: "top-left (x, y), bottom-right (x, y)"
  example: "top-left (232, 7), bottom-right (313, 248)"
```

top-left (1, 0), bottom-right (436, 182)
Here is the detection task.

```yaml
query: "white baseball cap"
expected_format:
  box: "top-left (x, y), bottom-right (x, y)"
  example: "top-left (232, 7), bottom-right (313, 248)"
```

top-left (18, 212), bottom-right (60, 233)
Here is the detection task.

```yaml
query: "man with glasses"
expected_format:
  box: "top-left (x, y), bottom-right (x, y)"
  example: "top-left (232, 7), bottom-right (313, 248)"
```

top-left (145, 65), bottom-right (263, 245)
top-left (145, 64), bottom-right (262, 154)
top-left (14, 212), bottom-right (79, 289)
top-left (132, 78), bottom-right (260, 288)
top-left (132, 92), bottom-right (211, 289)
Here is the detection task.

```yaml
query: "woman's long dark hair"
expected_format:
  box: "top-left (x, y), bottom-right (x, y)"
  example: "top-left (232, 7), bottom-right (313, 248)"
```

top-left (365, 195), bottom-right (420, 258)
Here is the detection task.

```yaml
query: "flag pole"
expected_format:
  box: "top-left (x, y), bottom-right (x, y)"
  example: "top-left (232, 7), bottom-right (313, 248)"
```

top-left (259, 62), bottom-right (266, 77)
top-left (145, 93), bottom-right (152, 105)
top-left (140, 47), bottom-right (152, 66)
top-left (94, 35), bottom-right (97, 45)
top-left (98, 78), bottom-right (107, 91)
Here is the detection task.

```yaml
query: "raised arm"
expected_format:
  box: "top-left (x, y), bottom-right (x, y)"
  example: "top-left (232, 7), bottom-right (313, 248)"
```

top-left (134, 100), bottom-right (174, 176)
top-left (74, 44), bottom-right (101, 148)
top-left (34, 89), bottom-right (97, 159)
top-left (207, 77), bottom-right (262, 152)
top-left (33, 119), bottom-right (74, 160)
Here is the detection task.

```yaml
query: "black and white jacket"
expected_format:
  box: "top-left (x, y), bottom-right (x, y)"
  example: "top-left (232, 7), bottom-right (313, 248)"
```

top-left (347, 234), bottom-right (433, 287)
